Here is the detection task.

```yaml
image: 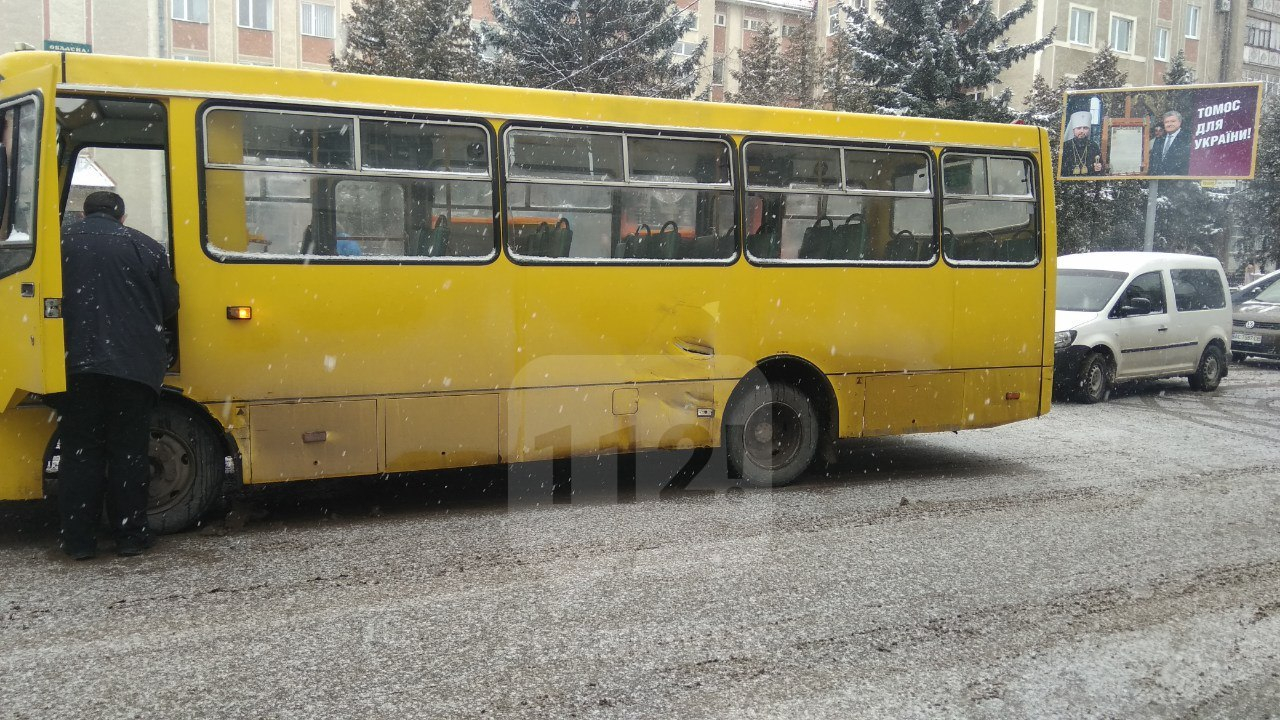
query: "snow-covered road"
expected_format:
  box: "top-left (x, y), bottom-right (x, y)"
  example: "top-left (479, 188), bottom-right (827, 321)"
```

top-left (3, 363), bottom-right (1279, 718)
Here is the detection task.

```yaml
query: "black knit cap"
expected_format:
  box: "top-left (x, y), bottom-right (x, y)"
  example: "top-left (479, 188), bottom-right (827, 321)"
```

top-left (83, 191), bottom-right (125, 220)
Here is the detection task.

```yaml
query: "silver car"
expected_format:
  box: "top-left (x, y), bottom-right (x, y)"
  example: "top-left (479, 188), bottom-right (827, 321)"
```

top-left (1232, 280), bottom-right (1280, 362)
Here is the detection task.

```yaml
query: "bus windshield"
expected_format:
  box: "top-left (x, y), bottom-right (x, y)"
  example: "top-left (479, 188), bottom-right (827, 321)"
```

top-left (1057, 269), bottom-right (1127, 312)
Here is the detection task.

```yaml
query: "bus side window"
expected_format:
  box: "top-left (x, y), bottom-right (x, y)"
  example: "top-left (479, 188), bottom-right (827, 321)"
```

top-left (504, 128), bottom-right (734, 263)
top-left (941, 154), bottom-right (1039, 266)
top-left (746, 142), bottom-right (934, 263)
top-left (203, 108), bottom-right (494, 262)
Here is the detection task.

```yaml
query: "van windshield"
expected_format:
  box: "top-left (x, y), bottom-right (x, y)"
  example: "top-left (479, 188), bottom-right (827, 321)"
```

top-left (1254, 280), bottom-right (1280, 304)
top-left (1057, 268), bottom-right (1127, 312)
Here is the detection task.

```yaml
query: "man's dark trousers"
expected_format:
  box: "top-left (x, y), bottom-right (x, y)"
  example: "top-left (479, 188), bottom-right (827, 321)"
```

top-left (58, 372), bottom-right (156, 553)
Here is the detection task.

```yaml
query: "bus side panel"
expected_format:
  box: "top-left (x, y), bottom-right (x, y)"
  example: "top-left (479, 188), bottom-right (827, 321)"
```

top-left (0, 406), bottom-right (55, 500)
top-left (506, 381), bottom-right (716, 463)
top-left (384, 394), bottom-right (500, 473)
top-left (733, 264), bottom-right (956, 374)
top-left (175, 263), bottom-right (515, 401)
top-left (863, 372), bottom-right (965, 436)
top-left (247, 400), bottom-right (378, 483)
top-left (511, 266), bottom-right (721, 460)
top-left (951, 267), bottom-right (1045, 370)
top-left (828, 374), bottom-right (867, 439)
top-left (961, 367), bottom-right (1043, 429)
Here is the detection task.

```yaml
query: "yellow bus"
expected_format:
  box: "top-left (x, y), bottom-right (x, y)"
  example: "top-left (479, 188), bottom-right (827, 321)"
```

top-left (0, 51), bottom-right (1055, 531)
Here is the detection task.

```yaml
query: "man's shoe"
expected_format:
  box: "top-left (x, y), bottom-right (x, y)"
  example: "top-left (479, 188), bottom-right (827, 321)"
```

top-left (63, 545), bottom-right (97, 561)
top-left (116, 535), bottom-right (154, 557)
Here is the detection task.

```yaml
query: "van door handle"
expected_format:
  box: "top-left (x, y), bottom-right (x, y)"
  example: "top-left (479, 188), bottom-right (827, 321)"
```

top-left (1157, 326), bottom-right (1169, 332)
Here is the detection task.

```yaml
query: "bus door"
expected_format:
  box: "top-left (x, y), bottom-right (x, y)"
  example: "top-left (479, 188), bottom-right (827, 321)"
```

top-left (0, 60), bottom-right (63, 409)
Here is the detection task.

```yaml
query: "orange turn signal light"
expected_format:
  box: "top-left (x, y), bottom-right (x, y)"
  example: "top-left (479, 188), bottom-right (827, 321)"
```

top-left (227, 306), bottom-right (252, 320)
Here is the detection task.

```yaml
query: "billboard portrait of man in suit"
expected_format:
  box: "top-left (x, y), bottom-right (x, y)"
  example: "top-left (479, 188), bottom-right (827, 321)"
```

top-left (1149, 110), bottom-right (1191, 175)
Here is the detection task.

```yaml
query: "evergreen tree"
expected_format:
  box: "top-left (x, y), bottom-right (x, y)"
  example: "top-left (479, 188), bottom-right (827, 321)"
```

top-left (778, 16), bottom-right (824, 109)
top-left (727, 22), bottom-right (785, 106)
top-left (332, 0), bottom-right (483, 83)
top-left (1163, 51), bottom-right (1194, 85)
top-left (1019, 73), bottom-right (1061, 145)
top-left (485, 0), bottom-right (705, 98)
top-left (1239, 97), bottom-right (1280, 268)
top-left (1070, 45), bottom-right (1126, 91)
top-left (822, 24), bottom-right (871, 113)
top-left (837, 0), bottom-right (1051, 121)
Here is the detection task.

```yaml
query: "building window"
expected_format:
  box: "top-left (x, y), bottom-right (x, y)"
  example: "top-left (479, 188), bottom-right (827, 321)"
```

top-left (1186, 5), bottom-right (1200, 39)
top-left (1068, 7), bottom-right (1095, 46)
top-left (714, 13), bottom-right (726, 27)
top-left (300, 2), bottom-right (334, 38)
top-left (172, 51), bottom-right (209, 61)
top-left (712, 57), bottom-right (725, 85)
top-left (672, 40), bottom-right (698, 59)
top-left (780, 24), bottom-right (797, 37)
top-left (1154, 26), bottom-right (1169, 60)
top-left (828, 6), bottom-right (841, 35)
top-left (238, 0), bottom-right (272, 30)
top-left (743, 18), bottom-right (765, 32)
top-left (1247, 17), bottom-right (1280, 51)
top-left (1110, 15), bottom-right (1135, 53)
top-left (172, 0), bottom-right (208, 23)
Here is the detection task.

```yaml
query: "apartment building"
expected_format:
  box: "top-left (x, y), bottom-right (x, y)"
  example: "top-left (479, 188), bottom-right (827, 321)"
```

top-left (0, 0), bottom-right (161, 57)
top-left (167, 0), bottom-right (353, 67)
top-left (996, 0), bottom-right (1224, 96)
top-left (2, 1), bottom-right (350, 68)
top-left (1227, 0), bottom-right (1280, 95)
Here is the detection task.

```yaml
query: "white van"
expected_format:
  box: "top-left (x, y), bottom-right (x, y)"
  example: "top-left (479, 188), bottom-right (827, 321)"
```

top-left (1055, 252), bottom-right (1232, 403)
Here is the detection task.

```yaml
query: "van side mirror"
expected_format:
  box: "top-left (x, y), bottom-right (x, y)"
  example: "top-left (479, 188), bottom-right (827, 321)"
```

top-left (1114, 296), bottom-right (1152, 317)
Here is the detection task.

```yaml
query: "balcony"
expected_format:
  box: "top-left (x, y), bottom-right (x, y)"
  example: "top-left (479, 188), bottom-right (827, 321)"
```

top-left (1245, 44), bottom-right (1280, 68)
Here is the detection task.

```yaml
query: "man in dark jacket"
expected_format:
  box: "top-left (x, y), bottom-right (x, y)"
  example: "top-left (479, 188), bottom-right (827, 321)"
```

top-left (57, 191), bottom-right (179, 559)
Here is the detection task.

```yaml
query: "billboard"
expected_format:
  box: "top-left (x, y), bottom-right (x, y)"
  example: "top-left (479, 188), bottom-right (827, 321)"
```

top-left (1058, 82), bottom-right (1262, 181)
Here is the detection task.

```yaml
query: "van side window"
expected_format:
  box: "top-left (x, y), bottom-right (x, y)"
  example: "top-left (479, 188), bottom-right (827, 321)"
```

top-left (1170, 269), bottom-right (1226, 311)
top-left (1116, 271), bottom-right (1166, 315)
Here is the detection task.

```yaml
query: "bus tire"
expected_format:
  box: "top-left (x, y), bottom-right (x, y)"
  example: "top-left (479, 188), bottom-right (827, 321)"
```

top-left (147, 401), bottom-right (226, 534)
top-left (725, 380), bottom-right (819, 488)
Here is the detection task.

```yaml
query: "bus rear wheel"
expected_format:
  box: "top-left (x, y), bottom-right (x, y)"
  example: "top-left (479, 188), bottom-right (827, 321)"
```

top-left (725, 380), bottom-right (819, 488)
top-left (147, 401), bottom-right (227, 534)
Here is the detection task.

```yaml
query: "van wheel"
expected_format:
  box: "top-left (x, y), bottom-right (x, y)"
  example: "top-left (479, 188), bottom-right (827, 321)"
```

top-left (1072, 352), bottom-right (1111, 404)
top-left (725, 381), bottom-right (819, 488)
top-left (147, 401), bottom-right (227, 534)
top-left (1232, 351), bottom-right (1247, 364)
top-left (1188, 345), bottom-right (1226, 392)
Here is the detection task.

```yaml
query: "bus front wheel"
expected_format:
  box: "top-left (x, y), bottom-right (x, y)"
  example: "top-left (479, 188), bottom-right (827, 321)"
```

top-left (725, 380), bottom-right (819, 488)
top-left (147, 401), bottom-right (227, 534)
